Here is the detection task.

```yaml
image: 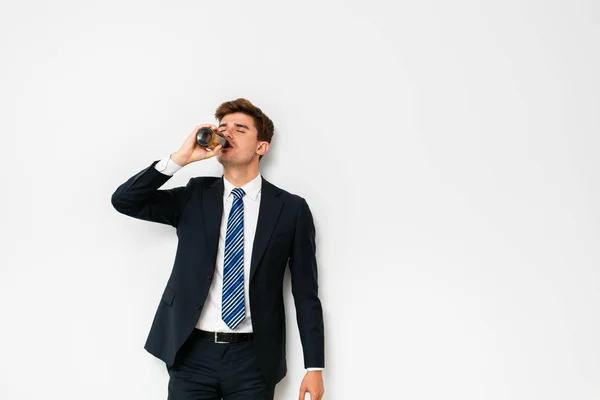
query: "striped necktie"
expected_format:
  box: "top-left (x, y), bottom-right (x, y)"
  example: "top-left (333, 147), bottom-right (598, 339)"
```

top-left (222, 187), bottom-right (246, 330)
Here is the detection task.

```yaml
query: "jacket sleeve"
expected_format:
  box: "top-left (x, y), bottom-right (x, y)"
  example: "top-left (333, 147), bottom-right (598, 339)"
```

top-left (111, 160), bottom-right (193, 228)
top-left (288, 198), bottom-right (325, 369)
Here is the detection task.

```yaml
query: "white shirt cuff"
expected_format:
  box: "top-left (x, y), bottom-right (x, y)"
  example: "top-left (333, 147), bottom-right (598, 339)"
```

top-left (306, 368), bottom-right (324, 371)
top-left (155, 155), bottom-right (183, 176)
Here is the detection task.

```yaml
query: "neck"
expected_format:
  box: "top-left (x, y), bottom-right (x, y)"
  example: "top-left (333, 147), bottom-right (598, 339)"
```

top-left (223, 164), bottom-right (260, 188)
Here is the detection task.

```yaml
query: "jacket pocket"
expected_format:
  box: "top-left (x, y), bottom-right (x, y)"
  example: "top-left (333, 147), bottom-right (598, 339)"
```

top-left (161, 286), bottom-right (175, 306)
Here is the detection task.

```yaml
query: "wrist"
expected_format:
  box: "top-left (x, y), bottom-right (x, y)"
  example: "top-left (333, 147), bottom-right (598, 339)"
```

top-left (170, 152), bottom-right (187, 167)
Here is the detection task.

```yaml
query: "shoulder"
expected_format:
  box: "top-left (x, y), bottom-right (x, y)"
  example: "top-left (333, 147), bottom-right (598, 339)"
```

top-left (262, 178), bottom-right (308, 207)
top-left (186, 176), bottom-right (222, 190)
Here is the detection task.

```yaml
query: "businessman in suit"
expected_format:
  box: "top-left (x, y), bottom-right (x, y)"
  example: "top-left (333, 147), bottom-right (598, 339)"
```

top-left (111, 98), bottom-right (325, 400)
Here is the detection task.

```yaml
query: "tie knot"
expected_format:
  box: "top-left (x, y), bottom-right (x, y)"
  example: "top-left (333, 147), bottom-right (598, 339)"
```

top-left (231, 188), bottom-right (245, 200)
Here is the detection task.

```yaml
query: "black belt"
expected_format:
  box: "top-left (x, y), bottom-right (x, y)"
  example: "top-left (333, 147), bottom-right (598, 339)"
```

top-left (194, 329), bottom-right (254, 343)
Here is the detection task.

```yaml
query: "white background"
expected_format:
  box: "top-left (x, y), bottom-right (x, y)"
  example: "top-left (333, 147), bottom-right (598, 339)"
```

top-left (1, 1), bottom-right (599, 399)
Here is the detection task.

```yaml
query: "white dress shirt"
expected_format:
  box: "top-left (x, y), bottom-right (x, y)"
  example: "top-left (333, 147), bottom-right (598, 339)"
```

top-left (155, 156), bottom-right (323, 371)
top-left (196, 171), bottom-right (261, 334)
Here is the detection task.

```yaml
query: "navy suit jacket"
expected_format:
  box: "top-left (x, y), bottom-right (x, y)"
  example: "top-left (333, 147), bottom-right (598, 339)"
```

top-left (111, 160), bottom-right (325, 386)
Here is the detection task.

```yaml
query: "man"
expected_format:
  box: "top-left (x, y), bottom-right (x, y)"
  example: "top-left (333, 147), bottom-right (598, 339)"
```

top-left (111, 98), bottom-right (325, 400)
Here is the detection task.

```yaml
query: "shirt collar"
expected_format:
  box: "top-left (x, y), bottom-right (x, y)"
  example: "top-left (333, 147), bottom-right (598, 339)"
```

top-left (223, 173), bottom-right (262, 201)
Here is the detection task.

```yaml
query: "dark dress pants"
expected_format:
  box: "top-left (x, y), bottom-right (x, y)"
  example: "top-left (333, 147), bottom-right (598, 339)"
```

top-left (166, 329), bottom-right (275, 400)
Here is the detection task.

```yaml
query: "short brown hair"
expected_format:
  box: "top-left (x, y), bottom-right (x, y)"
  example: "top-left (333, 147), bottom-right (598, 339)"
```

top-left (214, 98), bottom-right (274, 144)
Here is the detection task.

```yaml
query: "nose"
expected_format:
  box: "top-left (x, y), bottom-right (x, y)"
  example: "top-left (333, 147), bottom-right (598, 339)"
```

top-left (222, 127), bottom-right (234, 140)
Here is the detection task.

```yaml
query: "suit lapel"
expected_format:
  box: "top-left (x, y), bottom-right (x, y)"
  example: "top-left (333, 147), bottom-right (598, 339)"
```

top-left (250, 178), bottom-right (282, 282)
top-left (202, 178), bottom-right (224, 261)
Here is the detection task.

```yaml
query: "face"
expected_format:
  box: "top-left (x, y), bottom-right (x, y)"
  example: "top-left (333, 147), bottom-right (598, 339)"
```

top-left (216, 112), bottom-right (268, 167)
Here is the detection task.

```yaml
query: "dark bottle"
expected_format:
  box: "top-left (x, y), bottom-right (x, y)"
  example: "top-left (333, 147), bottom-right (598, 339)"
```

top-left (196, 127), bottom-right (228, 150)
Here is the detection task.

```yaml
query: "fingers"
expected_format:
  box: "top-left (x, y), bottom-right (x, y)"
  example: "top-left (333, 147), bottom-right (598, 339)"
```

top-left (304, 388), bottom-right (325, 400)
top-left (298, 388), bottom-right (307, 400)
top-left (299, 388), bottom-right (324, 400)
top-left (194, 124), bottom-right (218, 131)
top-left (310, 390), bottom-right (324, 400)
top-left (202, 144), bottom-right (222, 159)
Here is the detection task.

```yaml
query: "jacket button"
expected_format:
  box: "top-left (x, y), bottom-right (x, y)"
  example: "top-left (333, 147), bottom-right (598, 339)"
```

top-left (195, 304), bottom-right (202, 310)
top-left (207, 274), bottom-right (213, 280)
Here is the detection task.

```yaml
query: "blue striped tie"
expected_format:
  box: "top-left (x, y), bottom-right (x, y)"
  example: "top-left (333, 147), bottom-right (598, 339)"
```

top-left (222, 188), bottom-right (246, 330)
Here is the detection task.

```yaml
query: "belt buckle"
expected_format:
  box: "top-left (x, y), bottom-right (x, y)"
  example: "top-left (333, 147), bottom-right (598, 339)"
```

top-left (214, 332), bottom-right (229, 344)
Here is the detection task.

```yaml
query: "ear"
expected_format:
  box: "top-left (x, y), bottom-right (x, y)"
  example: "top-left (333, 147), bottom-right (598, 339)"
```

top-left (256, 141), bottom-right (270, 156)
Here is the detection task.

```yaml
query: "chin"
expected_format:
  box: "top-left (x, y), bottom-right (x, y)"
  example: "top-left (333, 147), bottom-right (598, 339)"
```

top-left (217, 154), bottom-right (236, 166)
top-left (216, 155), bottom-right (228, 166)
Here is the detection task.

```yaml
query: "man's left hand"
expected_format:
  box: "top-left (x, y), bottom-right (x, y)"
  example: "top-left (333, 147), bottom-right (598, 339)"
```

top-left (299, 370), bottom-right (325, 400)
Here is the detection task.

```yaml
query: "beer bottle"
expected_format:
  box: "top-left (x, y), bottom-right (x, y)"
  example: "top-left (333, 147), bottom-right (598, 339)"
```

top-left (196, 127), bottom-right (228, 150)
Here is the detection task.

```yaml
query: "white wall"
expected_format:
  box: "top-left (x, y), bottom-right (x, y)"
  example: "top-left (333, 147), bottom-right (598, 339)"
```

top-left (1, 1), bottom-right (599, 399)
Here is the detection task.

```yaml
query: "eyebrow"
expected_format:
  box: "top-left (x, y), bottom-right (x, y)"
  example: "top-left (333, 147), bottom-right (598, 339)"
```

top-left (219, 123), bottom-right (250, 130)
